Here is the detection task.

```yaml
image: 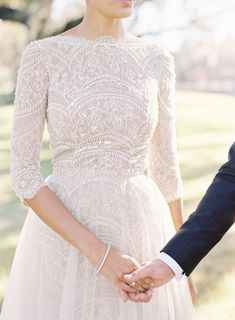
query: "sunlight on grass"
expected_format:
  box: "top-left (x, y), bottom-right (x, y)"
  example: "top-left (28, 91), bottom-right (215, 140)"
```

top-left (196, 269), bottom-right (235, 320)
top-left (0, 90), bottom-right (235, 317)
top-left (176, 91), bottom-right (235, 319)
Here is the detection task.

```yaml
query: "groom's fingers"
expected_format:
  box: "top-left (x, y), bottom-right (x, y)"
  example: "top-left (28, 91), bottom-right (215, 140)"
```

top-left (140, 261), bottom-right (152, 267)
top-left (123, 265), bottom-right (152, 282)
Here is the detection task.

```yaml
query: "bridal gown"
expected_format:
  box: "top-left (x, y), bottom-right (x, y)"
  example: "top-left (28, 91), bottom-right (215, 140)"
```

top-left (0, 34), bottom-right (195, 319)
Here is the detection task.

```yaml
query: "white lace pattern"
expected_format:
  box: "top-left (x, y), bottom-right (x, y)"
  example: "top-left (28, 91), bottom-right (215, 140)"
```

top-left (10, 34), bottom-right (183, 205)
top-left (1, 35), bottom-right (195, 320)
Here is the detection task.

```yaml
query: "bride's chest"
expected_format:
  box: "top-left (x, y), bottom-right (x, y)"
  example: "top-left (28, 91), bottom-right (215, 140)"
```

top-left (45, 45), bottom-right (160, 143)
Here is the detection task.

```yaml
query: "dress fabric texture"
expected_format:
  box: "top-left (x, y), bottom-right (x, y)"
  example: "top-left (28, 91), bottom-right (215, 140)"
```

top-left (0, 34), bottom-right (195, 319)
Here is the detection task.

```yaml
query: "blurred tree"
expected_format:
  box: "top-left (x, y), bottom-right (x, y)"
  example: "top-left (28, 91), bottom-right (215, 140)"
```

top-left (0, 6), bottom-right (28, 25)
top-left (0, 0), bottom-right (164, 40)
top-left (1, 0), bottom-right (235, 40)
top-left (0, 1), bottom-right (53, 40)
top-left (1, 0), bottom-right (235, 99)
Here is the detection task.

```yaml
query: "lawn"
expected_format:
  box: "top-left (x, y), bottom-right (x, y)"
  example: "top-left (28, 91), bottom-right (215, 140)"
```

top-left (0, 90), bottom-right (235, 318)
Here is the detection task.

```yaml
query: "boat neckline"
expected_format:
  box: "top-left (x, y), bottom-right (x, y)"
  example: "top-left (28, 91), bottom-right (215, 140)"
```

top-left (54, 34), bottom-right (145, 44)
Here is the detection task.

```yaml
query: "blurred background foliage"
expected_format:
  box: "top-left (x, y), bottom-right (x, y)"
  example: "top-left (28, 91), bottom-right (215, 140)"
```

top-left (0, 0), bottom-right (235, 319)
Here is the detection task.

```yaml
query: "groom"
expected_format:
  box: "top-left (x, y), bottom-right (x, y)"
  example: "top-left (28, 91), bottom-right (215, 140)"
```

top-left (124, 142), bottom-right (235, 300)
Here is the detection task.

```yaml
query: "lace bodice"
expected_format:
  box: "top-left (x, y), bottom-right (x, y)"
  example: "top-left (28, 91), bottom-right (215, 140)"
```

top-left (10, 34), bottom-right (184, 205)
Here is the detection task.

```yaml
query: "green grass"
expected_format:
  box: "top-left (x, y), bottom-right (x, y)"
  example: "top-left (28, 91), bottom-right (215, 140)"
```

top-left (0, 90), bottom-right (235, 318)
top-left (175, 91), bottom-right (235, 320)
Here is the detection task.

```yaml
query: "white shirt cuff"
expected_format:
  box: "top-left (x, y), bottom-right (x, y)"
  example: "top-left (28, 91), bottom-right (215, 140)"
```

top-left (158, 252), bottom-right (184, 281)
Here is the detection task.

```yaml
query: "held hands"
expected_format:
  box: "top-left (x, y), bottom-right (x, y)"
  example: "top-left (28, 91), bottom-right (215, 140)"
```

top-left (123, 259), bottom-right (175, 289)
top-left (123, 259), bottom-right (197, 305)
top-left (94, 245), bottom-right (197, 304)
top-left (97, 246), bottom-right (154, 303)
top-left (121, 259), bottom-right (174, 302)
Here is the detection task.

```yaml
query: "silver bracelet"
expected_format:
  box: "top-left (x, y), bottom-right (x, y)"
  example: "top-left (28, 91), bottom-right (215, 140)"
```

top-left (96, 243), bottom-right (111, 275)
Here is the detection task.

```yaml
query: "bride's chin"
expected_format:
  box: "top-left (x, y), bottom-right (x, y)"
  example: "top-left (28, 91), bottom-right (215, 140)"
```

top-left (114, 10), bottom-right (133, 18)
top-left (113, 0), bottom-right (135, 17)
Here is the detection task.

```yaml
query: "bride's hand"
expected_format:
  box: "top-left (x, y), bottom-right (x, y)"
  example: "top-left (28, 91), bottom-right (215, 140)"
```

top-left (119, 261), bottom-right (155, 303)
top-left (98, 246), bottom-right (153, 300)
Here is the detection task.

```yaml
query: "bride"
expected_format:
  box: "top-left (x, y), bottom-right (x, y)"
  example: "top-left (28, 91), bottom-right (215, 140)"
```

top-left (1, 0), bottom-right (196, 319)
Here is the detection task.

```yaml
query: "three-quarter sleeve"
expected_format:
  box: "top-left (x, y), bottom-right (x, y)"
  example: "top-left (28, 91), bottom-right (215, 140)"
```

top-left (147, 48), bottom-right (184, 202)
top-left (10, 40), bottom-right (49, 206)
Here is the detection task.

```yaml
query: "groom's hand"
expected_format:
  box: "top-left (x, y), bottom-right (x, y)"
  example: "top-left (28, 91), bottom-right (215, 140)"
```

top-left (123, 259), bottom-right (175, 289)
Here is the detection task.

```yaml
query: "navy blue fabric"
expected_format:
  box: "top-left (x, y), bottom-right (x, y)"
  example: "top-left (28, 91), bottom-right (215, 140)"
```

top-left (161, 143), bottom-right (235, 276)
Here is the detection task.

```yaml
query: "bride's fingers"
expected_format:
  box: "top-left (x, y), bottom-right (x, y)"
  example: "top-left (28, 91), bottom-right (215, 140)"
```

top-left (120, 275), bottom-right (146, 292)
top-left (130, 281), bottom-right (146, 292)
top-left (142, 277), bottom-right (154, 287)
top-left (123, 279), bottom-right (146, 292)
top-left (128, 289), bottom-right (153, 303)
top-left (118, 289), bottom-right (128, 302)
top-left (121, 275), bottom-right (153, 291)
top-left (126, 279), bottom-right (149, 292)
top-left (138, 289), bottom-right (153, 303)
top-left (119, 281), bottom-right (140, 293)
top-left (136, 278), bottom-right (152, 290)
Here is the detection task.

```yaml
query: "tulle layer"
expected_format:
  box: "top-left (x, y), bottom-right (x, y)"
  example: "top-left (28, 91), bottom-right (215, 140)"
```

top-left (0, 173), bottom-right (195, 319)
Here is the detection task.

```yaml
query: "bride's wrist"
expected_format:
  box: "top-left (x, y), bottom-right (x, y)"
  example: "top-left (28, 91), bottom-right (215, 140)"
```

top-left (73, 225), bottom-right (112, 269)
top-left (85, 239), bottom-right (108, 268)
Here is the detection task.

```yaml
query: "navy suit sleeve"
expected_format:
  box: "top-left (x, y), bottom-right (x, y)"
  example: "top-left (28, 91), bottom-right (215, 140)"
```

top-left (161, 143), bottom-right (235, 276)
